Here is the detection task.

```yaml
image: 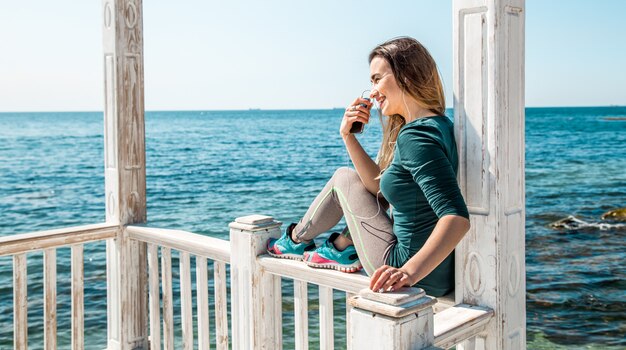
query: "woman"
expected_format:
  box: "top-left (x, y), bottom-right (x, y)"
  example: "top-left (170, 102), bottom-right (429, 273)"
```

top-left (267, 37), bottom-right (470, 297)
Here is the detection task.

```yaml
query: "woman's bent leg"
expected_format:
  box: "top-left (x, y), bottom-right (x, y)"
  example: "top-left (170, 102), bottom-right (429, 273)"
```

top-left (293, 167), bottom-right (396, 275)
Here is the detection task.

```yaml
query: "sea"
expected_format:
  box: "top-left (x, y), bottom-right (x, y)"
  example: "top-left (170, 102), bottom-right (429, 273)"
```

top-left (0, 107), bottom-right (625, 349)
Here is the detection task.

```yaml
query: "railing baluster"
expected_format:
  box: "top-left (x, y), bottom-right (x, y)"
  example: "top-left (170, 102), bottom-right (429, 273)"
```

top-left (346, 292), bottom-right (354, 349)
top-left (161, 247), bottom-right (174, 350)
top-left (71, 244), bottom-right (84, 350)
top-left (294, 280), bottom-right (309, 350)
top-left (44, 248), bottom-right (57, 350)
top-left (13, 253), bottom-right (28, 350)
top-left (274, 276), bottom-right (283, 348)
top-left (180, 251), bottom-right (193, 350)
top-left (148, 244), bottom-right (161, 350)
top-left (319, 286), bottom-right (334, 350)
top-left (196, 256), bottom-right (210, 350)
top-left (214, 261), bottom-right (229, 350)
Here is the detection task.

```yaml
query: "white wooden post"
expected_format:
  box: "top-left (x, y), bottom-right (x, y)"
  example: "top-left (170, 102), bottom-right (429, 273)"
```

top-left (347, 287), bottom-right (436, 349)
top-left (229, 215), bottom-right (283, 350)
top-left (453, 0), bottom-right (526, 349)
top-left (103, 0), bottom-right (148, 348)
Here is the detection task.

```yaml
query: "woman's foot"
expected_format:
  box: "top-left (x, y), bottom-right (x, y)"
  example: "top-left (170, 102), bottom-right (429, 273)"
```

top-left (303, 233), bottom-right (362, 273)
top-left (267, 223), bottom-right (316, 260)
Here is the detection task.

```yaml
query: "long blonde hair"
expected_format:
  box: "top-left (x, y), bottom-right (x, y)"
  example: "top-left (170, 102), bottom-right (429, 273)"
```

top-left (369, 37), bottom-right (446, 177)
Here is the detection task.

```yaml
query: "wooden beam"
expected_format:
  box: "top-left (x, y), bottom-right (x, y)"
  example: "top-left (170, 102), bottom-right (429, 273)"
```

top-left (294, 281), bottom-right (309, 350)
top-left (258, 255), bottom-right (370, 294)
top-left (179, 251), bottom-right (193, 350)
top-left (127, 225), bottom-right (231, 263)
top-left (318, 286), bottom-right (334, 350)
top-left (161, 247), bottom-right (174, 350)
top-left (433, 304), bottom-right (493, 349)
top-left (147, 244), bottom-right (161, 350)
top-left (214, 261), bottom-right (229, 350)
top-left (229, 215), bottom-right (282, 350)
top-left (453, 0), bottom-right (526, 348)
top-left (196, 256), bottom-right (210, 350)
top-left (0, 223), bottom-right (117, 256)
top-left (71, 244), bottom-right (84, 350)
top-left (103, 0), bottom-right (148, 348)
top-left (43, 249), bottom-right (57, 350)
top-left (13, 254), bottom-right (28, 350)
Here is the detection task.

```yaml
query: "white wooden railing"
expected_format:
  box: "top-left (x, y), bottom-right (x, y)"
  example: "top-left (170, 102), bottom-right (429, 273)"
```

top-left (127, 225), bottom-right (231, 350)
top-left (0, 223), bottom-right (117, 350)
top-left (2, 215), bottom-right (494, 349)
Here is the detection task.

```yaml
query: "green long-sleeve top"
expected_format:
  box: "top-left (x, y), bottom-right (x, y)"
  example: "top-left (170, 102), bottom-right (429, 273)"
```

top-left (379, 115), bottom-right (469, 296)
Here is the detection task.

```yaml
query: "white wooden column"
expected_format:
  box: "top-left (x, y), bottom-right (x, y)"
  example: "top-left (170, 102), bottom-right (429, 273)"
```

top-left (347, 288), bottom-right (436, 349)
top-left (229, 215), bottom-right (283, 350)
top-left (453, 0), bottom-right (526, 349)
top-left (103, 0), bottom-right (148, 349)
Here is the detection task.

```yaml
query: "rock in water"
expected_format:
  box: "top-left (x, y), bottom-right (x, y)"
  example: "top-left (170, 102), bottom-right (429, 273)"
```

top-left (549, 216), bottom-right (588, 230)
top-left (601, 208), bottom-right (626, 221)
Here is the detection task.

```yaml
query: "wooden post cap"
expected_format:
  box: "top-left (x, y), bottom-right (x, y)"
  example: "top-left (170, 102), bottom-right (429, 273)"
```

top-left (348, 287), bottom-right (436, 318)
top-left (229, 215), bottom-right (282, 232)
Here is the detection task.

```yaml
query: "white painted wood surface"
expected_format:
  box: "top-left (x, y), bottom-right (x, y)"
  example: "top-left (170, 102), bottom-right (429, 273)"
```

top-left (161, 247), bottom-right (174, 350)
top-left (214, 261), bottom-right (229, 350)
top-left (294, 280), bottom-right (309, 350)
top-left (0, 223), bottom-right (117, 257)
top-left (71, 244), bottom-right (84, 350)
top-left (229, 215), bottom-right (282, 350)
top-left (258, 255), bottom-right (370, 293)
top-left (453, 0), bottom-right (526, 349)
top-left (180, 251), bottom-right (193, 350)
top-left (433, 304), bottom-right (493, 349)
top-left (346, 292), bottom-right (354, 350)
top-left (127, 225), bottom-right (230, 263)
top-left (13, 253), bottom-right (28, 350)
top-left (43, 248), bottom-right (57, 350)
top-left (196, 256), bottom-right (211, 350)
top-left (318, 286), bottom-right (334, 350)
top-left (348, 289), bottom-right (435, 349)
top-left (103, 0), bottom-right (148, 348)
top-left (147, 244), bottom-right (161, 350)
top-left (273, 275), bottom-right (283, 347)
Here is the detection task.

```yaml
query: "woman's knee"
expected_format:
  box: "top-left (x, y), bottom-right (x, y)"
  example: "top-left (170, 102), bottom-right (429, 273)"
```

top-left (332, 167), bottom-right (360, 183)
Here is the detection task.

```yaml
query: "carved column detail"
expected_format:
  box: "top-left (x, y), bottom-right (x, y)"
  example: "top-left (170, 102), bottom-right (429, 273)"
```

top-left (103, 0), bottom-right (147, 349)
top-left (454, 0), bottom-right (526, 349)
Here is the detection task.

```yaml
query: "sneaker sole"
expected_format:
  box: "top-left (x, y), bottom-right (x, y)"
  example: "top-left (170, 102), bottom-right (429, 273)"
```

top-left (267, 250), bottom-right (304, 261)
top-left (303, 260), bottom-right (363, 273)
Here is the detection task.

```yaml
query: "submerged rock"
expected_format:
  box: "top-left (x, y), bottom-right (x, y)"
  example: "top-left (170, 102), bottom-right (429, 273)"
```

top-left (601, 208), bottom-right (626, 221)
top-left (549, 215), bottom-right (626, 231)
top-left (548, 216), bottom-right (588, 230)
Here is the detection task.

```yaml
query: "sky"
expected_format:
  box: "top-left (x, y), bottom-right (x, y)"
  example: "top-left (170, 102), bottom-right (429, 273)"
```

top-left (0, 0), bottom-right (625, 112)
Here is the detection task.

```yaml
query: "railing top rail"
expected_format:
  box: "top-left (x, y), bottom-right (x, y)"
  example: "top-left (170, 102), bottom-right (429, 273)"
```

top-left (0, 223), bottom-right (118, 257)
top-left (257, 254), bottom-right (370, 294)
top-left (127, 225), bottom-right (231, 263)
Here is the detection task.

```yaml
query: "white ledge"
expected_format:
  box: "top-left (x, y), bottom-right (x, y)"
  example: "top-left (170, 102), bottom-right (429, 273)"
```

top-left (127, 225), bottom-right (231, 263)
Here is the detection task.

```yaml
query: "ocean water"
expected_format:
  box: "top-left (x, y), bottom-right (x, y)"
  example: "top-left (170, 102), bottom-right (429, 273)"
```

top-left (0, 107), bottom-right (625, 349)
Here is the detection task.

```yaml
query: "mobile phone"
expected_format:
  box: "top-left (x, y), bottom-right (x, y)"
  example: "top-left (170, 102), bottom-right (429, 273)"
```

top-left (350, 97), bottom-right (370, 134)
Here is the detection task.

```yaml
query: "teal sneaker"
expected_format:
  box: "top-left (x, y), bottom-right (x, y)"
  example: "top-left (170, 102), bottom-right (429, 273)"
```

top-left (267, 223), bottom-right (316, 260)
top-left (303, 233), bottom-right (362, 273)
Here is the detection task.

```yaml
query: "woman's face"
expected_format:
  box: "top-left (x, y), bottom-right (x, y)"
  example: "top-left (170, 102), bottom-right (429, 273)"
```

top-left (370, 56), bottom-right (404, 117)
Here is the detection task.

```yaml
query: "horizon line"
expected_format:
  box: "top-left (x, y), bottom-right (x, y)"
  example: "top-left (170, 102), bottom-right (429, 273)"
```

top-left (1, 104), bottom-right (625, 114)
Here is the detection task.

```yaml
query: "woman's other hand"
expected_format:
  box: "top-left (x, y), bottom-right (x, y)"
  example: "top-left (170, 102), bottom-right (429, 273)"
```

top-left (369, 264), bottom-right (415, 293)
top-left (340, 97), bottom-right (372, 139)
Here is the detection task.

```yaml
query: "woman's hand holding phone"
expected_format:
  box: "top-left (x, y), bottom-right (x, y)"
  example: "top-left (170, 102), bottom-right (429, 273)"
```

top-left (340, 97), bottom-right (372, 139)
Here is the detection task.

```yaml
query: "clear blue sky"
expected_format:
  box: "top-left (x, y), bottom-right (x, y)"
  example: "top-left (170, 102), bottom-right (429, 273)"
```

top-left (1, 0), bottom-right (624, 111)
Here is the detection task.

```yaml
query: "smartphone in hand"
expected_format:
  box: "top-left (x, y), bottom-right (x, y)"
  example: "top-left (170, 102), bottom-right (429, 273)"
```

top-left (350, 92), bottom-right (371, 134)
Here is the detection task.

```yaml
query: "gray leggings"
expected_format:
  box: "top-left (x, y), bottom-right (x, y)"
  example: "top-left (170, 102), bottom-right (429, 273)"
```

top-left (293, 167), bottom-right (396, 275)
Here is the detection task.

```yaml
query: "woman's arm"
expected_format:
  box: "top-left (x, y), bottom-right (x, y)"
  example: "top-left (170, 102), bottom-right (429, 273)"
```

top-left (340, 97), bottom-right (381, 196)
top-left (369, 214), bottom-right (470, 292)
